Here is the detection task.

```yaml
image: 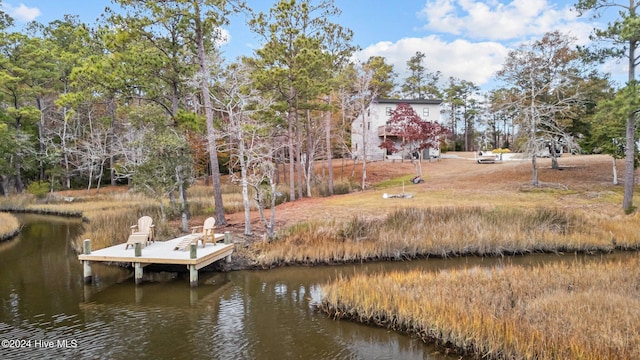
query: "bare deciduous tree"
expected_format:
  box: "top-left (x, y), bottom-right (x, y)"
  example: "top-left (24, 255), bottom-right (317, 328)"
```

top-left (496, 31), bottom-right (584, 186)
top-left (212, 61), bottom-right (281, 238)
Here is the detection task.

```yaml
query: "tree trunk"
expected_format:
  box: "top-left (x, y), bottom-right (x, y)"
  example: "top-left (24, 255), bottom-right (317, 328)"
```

top-left (176, 165), bottom-right (189, 233)
top-left (96, 159), bottom-right (104, 193)
top-left (253, 177), bottom-right (278, 241)
top-left (108, 98), bottom-right (116, 187)
top-left (238, 137), bottom-right (252, 236)
top-left (295, 112), bottom-right (304, 200)
top-left (623, 111), bottom-right (635, 211)
top-left (0, 175), bottom-right (7, 196)
top-left (325, 106), bottom-right (334, 196)
top-left (267, 178), bottom-right (277, 240)
top-left (13, 160), bottom-right (24, 194)
top-left (37, 97), bottom-right (46, 182)
top-left (61, 96), bottom-right (72, 189)
top-left (287, 115), bottom-right (296, 201)
top-left (361, 112), bottom-right (367, 190)
top-left (305, 108), bottom-right (312, 197)
top-left (194, 2), bottom-right (226, 225)
top-left (159, 200), bottom-right (166, 223)
top-left (550, 141), bottom-right (559, 169)
top-left (86, 160), bottom-right (93, 194)
top-left (531, 155), bottom-right (539, 186)
top-left (622, 38), bottom-right (636, 212)
top-left (612, 156), bottom-right (619, 185)
top-left (551, 154), bottom-right (559, 170)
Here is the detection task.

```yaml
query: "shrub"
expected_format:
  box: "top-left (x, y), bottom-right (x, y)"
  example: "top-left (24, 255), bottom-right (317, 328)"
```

top-left (27, 182), bottom-right (50, 199)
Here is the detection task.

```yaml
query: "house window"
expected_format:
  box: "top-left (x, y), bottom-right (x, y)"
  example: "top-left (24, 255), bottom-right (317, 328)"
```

top-left (367, 122), bottom-right (370, 130)
top-left (386, 107), bottom-right (392, 116)
top-left (423, 108), bottom-right (430, 117)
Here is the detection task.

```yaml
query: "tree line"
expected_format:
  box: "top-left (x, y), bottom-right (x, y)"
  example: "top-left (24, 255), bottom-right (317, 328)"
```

top-left (0, 0), bottom-right (637, 238)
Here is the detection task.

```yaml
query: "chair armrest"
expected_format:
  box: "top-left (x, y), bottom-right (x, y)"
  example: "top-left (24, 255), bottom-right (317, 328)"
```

top-left (191, 225), bottom-right (203, 234)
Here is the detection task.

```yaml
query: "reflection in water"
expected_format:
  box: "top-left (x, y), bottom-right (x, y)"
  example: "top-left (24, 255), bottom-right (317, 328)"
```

top-left (2, 214), bottom-right (628, 359)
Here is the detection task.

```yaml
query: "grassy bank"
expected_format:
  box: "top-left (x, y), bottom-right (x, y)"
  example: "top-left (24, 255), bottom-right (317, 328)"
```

top-left (0, 212), bottom-right (20, 241)
top-left (0, 184), bottom-right (248, 251)
top-left (251, 206), bottom-right (640, 267)
top-left (319, 257), bottom-right (640, 359)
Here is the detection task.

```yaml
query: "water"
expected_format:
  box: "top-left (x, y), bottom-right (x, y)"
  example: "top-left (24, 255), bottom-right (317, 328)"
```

top-left (0, 214), bottom-right (627, 359)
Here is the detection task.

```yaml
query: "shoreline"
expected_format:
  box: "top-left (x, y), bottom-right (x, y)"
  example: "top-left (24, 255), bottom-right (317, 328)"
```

top-left (319, 255), bottom-right (640, 359)
top-left (4, 203), bottom-right (640, 273)
top-left (0, 212), bottom-right (21, 241)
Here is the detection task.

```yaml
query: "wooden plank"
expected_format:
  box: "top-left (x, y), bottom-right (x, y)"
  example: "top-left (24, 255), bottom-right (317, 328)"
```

top-left (194, 247), bottom-right (234, 270)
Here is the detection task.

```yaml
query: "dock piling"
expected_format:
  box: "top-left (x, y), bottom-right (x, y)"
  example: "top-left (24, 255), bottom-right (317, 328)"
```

top-left (135, 242), bottom-right (142, 257)
top-left (134, 262), bottom-right (144, 285)
top-left (224, 231), bottom-right (232, 263)
top-left (133, 243), bottom-right (143, 284)
top-left (82, 239), bottom-right (92, 284)
top-left (190, 243), bottom-right (198, 287)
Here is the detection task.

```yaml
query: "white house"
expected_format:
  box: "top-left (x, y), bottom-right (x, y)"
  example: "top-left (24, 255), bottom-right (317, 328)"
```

top-left (351, 98), bottom-right (443, 161)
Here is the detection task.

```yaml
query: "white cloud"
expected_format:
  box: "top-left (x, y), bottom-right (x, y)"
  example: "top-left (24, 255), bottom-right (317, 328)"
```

top-left (3, 3), bottom-right (40, 22)
top-left (215, 28), bottom-right (231, 46)
top-left (357, 35), bottom-right (509, 89)
top-left (355, 1), bottom-right (601, 91)
top-left (418, 0), bottom-right (577, 42)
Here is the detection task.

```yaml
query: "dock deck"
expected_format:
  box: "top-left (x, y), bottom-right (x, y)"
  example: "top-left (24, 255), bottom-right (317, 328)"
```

top-left (78, 233), bottom-right (234, 287)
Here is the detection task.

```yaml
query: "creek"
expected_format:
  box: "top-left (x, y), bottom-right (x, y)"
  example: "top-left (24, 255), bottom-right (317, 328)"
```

top-left (0, 214), bottom-right (628, 359)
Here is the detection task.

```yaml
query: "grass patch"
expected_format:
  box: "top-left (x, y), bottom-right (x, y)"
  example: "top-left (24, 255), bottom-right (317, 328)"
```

top-left (373, 175), bottom-right (415, 189)
top-left (0, 212), bottom-right (20, 240)
top-left (319, 257), bottom-right (640, 359)
top-left (251, 206), bottom-right (631, 267)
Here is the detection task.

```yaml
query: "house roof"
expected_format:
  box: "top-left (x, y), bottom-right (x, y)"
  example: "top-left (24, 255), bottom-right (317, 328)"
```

top-left (373, 98), bottom-right (442, 105)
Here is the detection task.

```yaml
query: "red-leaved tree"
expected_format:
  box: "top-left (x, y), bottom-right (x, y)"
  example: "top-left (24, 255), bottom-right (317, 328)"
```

top-left (380, 102), bottom-right (449, 176)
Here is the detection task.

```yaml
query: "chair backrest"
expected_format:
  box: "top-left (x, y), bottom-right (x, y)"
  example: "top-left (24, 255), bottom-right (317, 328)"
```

top-left (202, 217), bottom-right (215, 233)
top-left (138, 216), bottom-right (153, 233)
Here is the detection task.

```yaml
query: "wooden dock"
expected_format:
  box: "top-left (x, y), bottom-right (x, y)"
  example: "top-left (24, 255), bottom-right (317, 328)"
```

top-left (78, 232), bottom-right (234, 287)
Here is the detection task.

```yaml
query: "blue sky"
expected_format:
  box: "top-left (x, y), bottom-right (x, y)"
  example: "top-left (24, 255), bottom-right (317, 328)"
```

top-left (1, 0), bottom-right (624, 90)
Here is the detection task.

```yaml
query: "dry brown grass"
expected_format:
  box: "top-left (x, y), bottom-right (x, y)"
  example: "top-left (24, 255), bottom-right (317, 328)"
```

top-left (0, 153), bottom-right (634, 257)
top-left (0, 189), bottom-right (233, 250)
top-left (248, 154), bottom-right (638, 266)
top-left (0, 212), bottom-right (20, 240)
top-left (248, 154), bottom-right (623, 230)
top-left (320, 257), bottom-right (640, 359)
top-left (250, 206), bottom-right (640, 267)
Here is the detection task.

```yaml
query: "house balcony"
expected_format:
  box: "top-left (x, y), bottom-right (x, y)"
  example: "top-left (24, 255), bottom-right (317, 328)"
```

top-left (377, 125), bottom-right (400, 137)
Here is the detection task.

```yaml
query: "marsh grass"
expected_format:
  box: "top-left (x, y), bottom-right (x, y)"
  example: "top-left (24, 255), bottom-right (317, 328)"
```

top-left (0, 212), bottom-right (20, 240)
top-left (311, 180), bottom-right (359, 196)
top-left (0, 189), bottom-right (230, 251)
top-left (187, 183), bottom-right (291, 217)
top-left (79, 201), bottom-right (169, 251)
top-left (320, 257), bottom-right (640, 359)
top-left (252, 206), bottom-right (631, 267)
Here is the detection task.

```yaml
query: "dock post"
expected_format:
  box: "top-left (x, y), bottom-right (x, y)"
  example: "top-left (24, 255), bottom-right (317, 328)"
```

top-left (134, 262), bottom-right (143, 285)
top-left (189, 243), bottom-right (198, 287)
top-left (133, 242), bottom-right (143, 284)
top-left (82, 239), bottom-right (92, 284)
top-left (224, 231), bottom-right (232, 263)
